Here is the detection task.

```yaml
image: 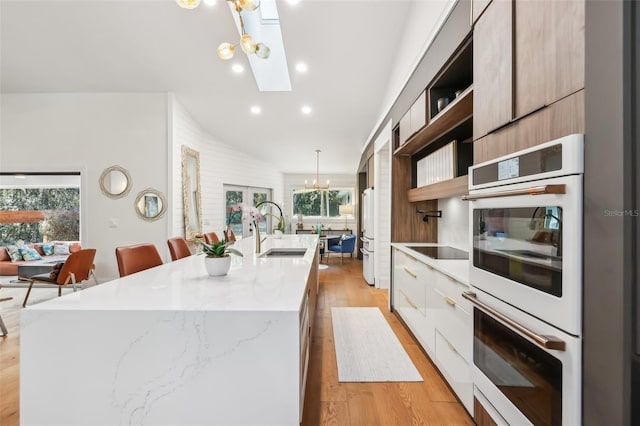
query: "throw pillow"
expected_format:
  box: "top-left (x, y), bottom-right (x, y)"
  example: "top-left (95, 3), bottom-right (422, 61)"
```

top-left (53, 243), bottom-right (71, 255)
top-left (19, 247), bottom-right (42, 261)
top-left (42, 243), bottom-right (55, 256)
top-left (6, 245), bottom-right (23, 262)
top-left (49, 262), bottom-right (64, 280)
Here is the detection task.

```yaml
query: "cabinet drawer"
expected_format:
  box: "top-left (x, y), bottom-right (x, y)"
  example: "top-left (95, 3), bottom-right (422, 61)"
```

top-left (433, 286), bottom-right (472, 362)
top-left (434, 271), bottom-right (472, 312)
top-left (394, 250), bottom-right (428, 315)
top-left (396, 288), bottom-right (435, 354)
top-left (435, 330), bottom-right (473, 414)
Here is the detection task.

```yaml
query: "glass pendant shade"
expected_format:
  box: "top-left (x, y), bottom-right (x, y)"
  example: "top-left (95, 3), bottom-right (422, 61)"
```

top-left (255, 43), bottom-right (270, 59)
top-left (176, 0), bottom-right (201, 9)
top-left (217, 43), bottom-right (235, 60)
top-left (240, 34), bottom-right (257, 54)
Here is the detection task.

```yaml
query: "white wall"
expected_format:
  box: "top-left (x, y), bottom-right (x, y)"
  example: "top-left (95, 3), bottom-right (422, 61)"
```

top-left (0, 93), bottom-right (170, 281)
top-left (378, 0), bottom-right (454, 124)
top-left (283, 173), bottom-right (358, 234)
top-left (437, 196), bottom-right (469, 250)
top-left (170, 96), bottom-right (284, 238)
top-left (373, 120), bottom-right (393, 290)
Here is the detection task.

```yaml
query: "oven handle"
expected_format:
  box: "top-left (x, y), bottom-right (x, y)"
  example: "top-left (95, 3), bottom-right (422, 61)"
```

top-left (462, 291), bottom-right (566, 351)
top-left (461, 184), bottom-right (565, 201)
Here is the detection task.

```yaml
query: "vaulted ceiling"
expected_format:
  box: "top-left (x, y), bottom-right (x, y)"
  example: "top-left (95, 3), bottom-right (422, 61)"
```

top-left (1, 0), bottom-right (437, 174)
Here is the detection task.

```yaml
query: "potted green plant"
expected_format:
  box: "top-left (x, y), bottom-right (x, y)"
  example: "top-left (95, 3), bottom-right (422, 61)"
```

top-left (200, 240), bottom-right (243, 276)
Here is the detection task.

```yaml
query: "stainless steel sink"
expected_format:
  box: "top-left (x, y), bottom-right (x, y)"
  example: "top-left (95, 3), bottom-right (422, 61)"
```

top-left (260, 248), bottom-right (307, 257)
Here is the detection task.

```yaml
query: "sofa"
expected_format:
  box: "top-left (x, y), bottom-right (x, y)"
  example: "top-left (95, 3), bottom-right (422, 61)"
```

top-left (0, 242), bottom-right (81, 276)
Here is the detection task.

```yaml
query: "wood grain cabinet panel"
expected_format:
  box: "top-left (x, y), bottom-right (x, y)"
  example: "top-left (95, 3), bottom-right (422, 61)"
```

top-left (472, 0), bottom-right (491, 24)
top-left (473, 90), bottom-right (584, 164)
top-left (473, 0), bottom-right (512, 139)
top-left (514, 0), bottom-right (585, 117)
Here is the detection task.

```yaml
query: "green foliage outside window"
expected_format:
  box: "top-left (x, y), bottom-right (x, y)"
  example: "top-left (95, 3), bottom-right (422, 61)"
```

top-left (0, 188), bottom-right (80, 245)
top-left (292, 189), bottom-right (353, 218)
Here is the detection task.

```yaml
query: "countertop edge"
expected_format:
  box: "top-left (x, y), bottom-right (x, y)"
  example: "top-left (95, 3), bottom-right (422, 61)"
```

top-left (391, 243), bottom-right (470, 285)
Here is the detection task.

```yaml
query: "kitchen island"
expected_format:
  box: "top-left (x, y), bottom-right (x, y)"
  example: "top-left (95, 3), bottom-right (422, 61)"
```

top-left (20, 235), bottom-right (319, 426)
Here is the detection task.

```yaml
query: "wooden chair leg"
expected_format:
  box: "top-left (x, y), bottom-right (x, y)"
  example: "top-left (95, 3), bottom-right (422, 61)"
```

top-left (0, 314), bottom-right (7, 336)
top-left (23, 280), bottom-right (35, 307)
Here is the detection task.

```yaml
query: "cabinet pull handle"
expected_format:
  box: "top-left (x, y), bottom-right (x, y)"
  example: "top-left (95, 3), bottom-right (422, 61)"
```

top-left (444, 296), bottom-right (456, 306)
top-left (461, 184), bottom-right (566, 201)
top-left (403, 266), bottom-right (417, 278)
top-left (405, 295), bottom-right (417, 309)
top-left (446, 340), bottom-right (457, 353)
top-left (462, 291), bottom-right (566, 351)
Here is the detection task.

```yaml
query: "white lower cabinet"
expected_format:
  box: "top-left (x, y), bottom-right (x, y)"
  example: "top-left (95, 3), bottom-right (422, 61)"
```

top-left (393, 249), bottom-right (436, 351)
top-left (435, 330), bottom-right (473, 413)
top-left (392, 247), bottom-right (473, 415)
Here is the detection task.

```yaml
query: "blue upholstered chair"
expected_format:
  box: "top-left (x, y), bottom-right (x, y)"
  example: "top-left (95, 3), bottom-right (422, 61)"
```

top-left (327, 234), bottom-right (356, 264)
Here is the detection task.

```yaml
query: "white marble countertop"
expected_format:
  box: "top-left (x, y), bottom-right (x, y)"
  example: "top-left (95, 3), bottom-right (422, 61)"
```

top-left (26, 234), bottom-right (319, 313)
top-left (390, 242), bottom-right (470, 285)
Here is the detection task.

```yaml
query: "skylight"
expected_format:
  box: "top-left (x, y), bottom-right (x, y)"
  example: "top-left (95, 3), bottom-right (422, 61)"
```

top-left (228, 0), bottom-right (291, 92)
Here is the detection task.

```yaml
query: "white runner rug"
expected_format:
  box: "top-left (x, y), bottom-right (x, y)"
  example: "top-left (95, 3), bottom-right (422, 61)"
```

top-left (331, 307), bottom-right (423, 382)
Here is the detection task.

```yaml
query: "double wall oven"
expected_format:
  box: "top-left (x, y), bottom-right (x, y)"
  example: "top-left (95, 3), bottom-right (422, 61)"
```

top-left (463, 134), bottom-right (584, 425)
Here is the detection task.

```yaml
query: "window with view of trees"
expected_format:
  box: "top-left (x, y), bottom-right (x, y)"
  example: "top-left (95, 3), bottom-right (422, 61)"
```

top-left (0, 173), bottom-right (81, 245)
top-left (0, 188), bottom-right (80, 245)
top-left (292, 188), bottom-right (353, 217)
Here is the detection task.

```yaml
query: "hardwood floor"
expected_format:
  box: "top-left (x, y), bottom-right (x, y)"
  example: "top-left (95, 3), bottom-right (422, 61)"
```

top-left (0, 260), bottom-right (473, 426)
top-left (301, 259), bottom-right (472, 425)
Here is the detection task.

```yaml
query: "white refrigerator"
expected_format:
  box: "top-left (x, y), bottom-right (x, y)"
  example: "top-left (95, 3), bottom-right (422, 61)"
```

top-left (361, 188), bottom-right (374, 285)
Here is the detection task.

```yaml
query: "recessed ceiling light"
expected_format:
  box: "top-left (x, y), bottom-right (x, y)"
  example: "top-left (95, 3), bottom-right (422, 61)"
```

top-left (203, 0), bottom-right (217, 6)
top-left (232, 64), bottom-right (244, 73)
top-left (250, 106), bottom-right (262, 115)
top-left (295, 62), bottom-right (308, 73)
top-left (301, 105), bottom-right (312, 115)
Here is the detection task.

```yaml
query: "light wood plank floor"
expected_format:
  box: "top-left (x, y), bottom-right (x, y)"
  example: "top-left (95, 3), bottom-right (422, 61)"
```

top-left (301, 259), bottom-right (472, 425)
top-left (0, 260), bottom-right (473, 425)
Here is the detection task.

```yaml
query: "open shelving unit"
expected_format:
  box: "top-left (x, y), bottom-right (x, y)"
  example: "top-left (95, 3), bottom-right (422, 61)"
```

top-left (392, 36), bottom-right (474, 202)
top-left (394, 86), bottom-right (473, 157)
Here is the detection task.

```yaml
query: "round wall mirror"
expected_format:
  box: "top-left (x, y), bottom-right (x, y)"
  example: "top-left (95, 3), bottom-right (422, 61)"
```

top-left (99, 165), bottom-right (132, 199)
top-left (134, 188), bottom-right (167, 222)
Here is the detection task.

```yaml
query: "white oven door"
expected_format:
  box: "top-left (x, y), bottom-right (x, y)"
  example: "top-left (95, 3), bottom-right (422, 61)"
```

top-left (467, 174), bottom-right (582, 336)
top-left (465, 289), bottom-right (581, 426)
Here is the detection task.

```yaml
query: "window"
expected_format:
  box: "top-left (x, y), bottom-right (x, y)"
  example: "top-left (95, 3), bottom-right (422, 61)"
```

top-left (292, 188), bottom-right (353, 218)
top-left (0, 173), bottom-right (81, 245)
top-left (224, 185), bottom-right (272, 238)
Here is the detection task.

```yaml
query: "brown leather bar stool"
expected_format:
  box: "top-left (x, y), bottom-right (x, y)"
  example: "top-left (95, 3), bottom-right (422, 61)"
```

top-left (167, 237), bottom-right (191, 261)
top-left (115, 244), bottom-right (163, 277)
top-left (203, 232), bottom-right (220, 244)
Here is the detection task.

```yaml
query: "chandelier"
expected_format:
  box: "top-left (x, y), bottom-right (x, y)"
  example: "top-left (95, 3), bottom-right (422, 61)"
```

top-left (305, 150), bottom-right (330, 190)
top-left (176, 0), bottom-right (271, 61)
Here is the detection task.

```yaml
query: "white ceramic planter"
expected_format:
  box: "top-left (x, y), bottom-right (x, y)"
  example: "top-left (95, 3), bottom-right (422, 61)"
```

top-left (204, 256), bottom-right (231, 276)
top-left (273, 230), bottom-right (283, 239)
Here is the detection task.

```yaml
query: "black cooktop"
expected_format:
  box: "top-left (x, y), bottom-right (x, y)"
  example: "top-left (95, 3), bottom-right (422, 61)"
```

top-left (406, 246), bottom-right (469, 260)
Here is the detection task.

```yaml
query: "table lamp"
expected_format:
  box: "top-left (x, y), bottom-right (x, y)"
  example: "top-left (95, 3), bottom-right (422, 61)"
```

top-left (339, 204), bottom-right (353, 230)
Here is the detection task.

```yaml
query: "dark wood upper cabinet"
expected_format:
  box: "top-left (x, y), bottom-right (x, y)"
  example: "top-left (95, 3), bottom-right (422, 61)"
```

top-left (473, 0), bottom-right (513, 139)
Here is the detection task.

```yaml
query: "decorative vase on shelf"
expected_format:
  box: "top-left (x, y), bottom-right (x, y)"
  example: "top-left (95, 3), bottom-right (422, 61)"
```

top-left (273, 230), bottom-right (283, 239)
top-left (204, 256), bottom-right (231, 276)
